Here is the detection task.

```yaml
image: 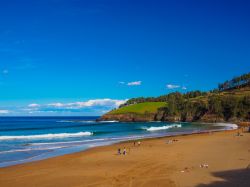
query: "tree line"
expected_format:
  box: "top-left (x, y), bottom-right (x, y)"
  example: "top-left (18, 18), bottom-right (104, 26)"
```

top-left (120, 91), bottom-right (208, 108)
top-left (218, 72), bottom-right (250, 91)
top-left (158, 93), bottom-right (250, 122)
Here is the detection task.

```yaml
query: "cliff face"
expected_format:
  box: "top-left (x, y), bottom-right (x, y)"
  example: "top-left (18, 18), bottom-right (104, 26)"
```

top-left (100, 113), bottom-right (156, 122)
top-left (99, 111), bottom-right (232, 123)
top-left (99, 112), bottom-right (186, 122)
top-left (154, 111), bottom-right (182, 122)
top-left (199, 113), bottom-right (225, 123)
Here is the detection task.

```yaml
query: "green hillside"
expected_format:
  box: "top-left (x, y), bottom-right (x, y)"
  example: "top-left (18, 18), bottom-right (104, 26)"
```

top-left (109, 102), bottom-right (167, 115)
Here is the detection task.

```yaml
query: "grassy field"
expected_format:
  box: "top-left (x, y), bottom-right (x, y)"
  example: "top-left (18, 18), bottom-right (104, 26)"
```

top-left (109, 102), bottom-right (167, 115)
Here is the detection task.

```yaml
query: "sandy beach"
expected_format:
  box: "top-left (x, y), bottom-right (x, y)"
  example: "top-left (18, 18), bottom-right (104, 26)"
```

top-left (0, 129), bottom-right (249, 187)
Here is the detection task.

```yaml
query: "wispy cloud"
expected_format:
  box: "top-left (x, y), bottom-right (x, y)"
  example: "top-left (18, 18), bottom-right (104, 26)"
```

top-left (0, 110), bottom-right (10, 114)
top-left (166, 84), bottom-right (187, 90)
top-left (118, 81), bottom-right (142, 86)
top-left (127, 81), bottom-right (142, 86)
top-left (166, 84), bottom-right (180, 89)
top-left (28, 103), bottom-right (40, 108)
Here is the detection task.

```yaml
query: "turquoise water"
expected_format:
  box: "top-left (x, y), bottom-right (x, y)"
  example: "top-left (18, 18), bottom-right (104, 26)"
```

top-left (0, 117), bottom-right (237, 167)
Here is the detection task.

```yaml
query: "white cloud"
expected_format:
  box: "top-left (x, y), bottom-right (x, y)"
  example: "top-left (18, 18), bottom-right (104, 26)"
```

top-left (0, 110), bottom-right (9, 114)
top-left (30, 99), bottom-right (127, 110)
top-left (49, 99), bottom-right (127, 109)
top-left (86, 99), bottom-right (126, 108)
top-left (166, 84), bottom-right (180, 89)
top-left (182, 86), bottom-right (187, 90)
top-left (24, 99), bottom-right (128, 115)
top-left (28, 103), bottom-right (40, 108)
top-left (127, 81), bottom-right (142, 86)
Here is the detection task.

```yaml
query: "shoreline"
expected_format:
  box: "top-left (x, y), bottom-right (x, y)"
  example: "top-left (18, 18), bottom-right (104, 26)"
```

top-left (1, 128), bottom-right (249, 187)
top-left (0, 124), bottom-right (238, 168)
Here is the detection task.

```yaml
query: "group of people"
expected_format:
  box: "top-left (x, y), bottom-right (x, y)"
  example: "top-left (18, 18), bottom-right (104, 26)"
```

top-left (133, 141), bottom-right (141, 147)
top-left (117, 141), bottom-right (142, 156)
top-left (166, 139), bottom-right (179, 144)
top-left (117, 147), bottom-right (127, 155)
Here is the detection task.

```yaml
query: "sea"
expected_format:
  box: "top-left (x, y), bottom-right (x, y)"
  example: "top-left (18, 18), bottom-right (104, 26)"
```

top-left (0, 116), bottom-right (238, 167)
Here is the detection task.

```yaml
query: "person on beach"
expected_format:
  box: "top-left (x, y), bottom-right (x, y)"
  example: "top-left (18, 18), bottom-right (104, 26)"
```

top-left (133, 141), bottom-right (136, 146)
top-left (123, 147), bottom-right (126, 155)
top-left (117, 148), bottom-right (121, 155)
top-left (137, 141), bottom-right (141, 146)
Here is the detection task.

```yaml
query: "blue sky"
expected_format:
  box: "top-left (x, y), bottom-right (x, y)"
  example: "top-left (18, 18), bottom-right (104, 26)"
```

top-left (0, 0), bottom-right (250, 116)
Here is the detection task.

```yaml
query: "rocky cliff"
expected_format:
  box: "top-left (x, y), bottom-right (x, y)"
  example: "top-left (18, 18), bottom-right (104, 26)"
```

top-left (99, 112), bottom-right (235, 123)
top-left (99, 113), bottom-right (156, 122)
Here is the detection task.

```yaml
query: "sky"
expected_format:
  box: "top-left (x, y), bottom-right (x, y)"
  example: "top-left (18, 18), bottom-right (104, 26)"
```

top-left (0, 0), bottom-right (249, 116)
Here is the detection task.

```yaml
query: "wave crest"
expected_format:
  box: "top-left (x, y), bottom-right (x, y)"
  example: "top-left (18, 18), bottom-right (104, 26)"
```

top-left (97, 120), bottom-right (118, 123)
top-left (0, 132), bottom-right (93, 140)
top-left (213, 123), bottom-right (238, 130)
top-left (145, 124), bottom-right (182, 131)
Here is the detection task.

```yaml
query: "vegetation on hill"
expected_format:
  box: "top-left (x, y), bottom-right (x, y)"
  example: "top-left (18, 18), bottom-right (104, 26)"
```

top-left (218, 72), bottom-right (250, 91)
top-left (109, 102), bottom-right (167, 115)
top-left (156, 92), bottom-right (250, 122)
top-left (101, 72), bottom-right (250, 122)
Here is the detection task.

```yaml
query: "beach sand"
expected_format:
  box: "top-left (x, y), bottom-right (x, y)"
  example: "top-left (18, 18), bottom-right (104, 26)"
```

top-left (0, 130), bottom-right (249, 187)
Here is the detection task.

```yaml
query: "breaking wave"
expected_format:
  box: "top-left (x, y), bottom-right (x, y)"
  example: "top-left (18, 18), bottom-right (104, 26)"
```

top-left (145, 124), bottom-right (182, 131)
top-left (213, 123), bottom-right (238, 130)
top-left (0, 132), bottom-right (93, 141)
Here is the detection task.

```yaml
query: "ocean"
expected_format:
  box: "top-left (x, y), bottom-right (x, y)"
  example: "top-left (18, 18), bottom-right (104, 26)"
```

top-left (0, 116), bottom-right (237, 167)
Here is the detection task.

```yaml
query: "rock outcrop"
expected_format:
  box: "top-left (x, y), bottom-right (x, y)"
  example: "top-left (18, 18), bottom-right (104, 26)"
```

top-left (99, 111), bottom-right (237, 123)
top-left (99, 113), bottom-right (156, 122)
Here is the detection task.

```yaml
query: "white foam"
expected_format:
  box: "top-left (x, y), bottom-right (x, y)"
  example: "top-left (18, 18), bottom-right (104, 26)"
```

top-left (30, 138), bottom-right (107, 146)
top-left (0, 146), bottom-right (68, 154)
top-left (0, 132), bottom-right (93, 141)
top-left (145, 124), bottom-right (182, 131)
top-left (213, 123), bottom-right (238, 130)
top-left (79, 121), bottom-right (96, 123)
top-left (98, 120), bottom-right (118, 123)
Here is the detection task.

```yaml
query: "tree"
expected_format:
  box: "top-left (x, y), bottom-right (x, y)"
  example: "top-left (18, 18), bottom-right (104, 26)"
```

top-left (222, 96), bottom-right (238, 121)
top-left (208, 95), bottom-right (223, 117)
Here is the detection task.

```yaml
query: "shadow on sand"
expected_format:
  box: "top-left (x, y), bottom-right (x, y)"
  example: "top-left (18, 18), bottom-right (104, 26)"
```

top-left (196, 166), bottom-right (250, 187)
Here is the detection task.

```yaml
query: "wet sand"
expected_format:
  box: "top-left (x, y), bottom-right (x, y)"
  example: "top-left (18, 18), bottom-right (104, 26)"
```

top-left (0, 130), bottom-right (249, 187)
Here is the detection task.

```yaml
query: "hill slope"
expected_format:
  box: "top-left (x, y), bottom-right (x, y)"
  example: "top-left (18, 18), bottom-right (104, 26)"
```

top-left (108, 102), bottom-right (167, 115)
top-left (100, 102), bottom-right (167, 122)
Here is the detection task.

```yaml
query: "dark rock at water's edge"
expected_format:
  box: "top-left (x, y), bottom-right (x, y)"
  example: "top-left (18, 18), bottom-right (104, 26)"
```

top-left (98, 113), bottom-right (156, 122)
top-left (98, 112), bottom-right (247, 124)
